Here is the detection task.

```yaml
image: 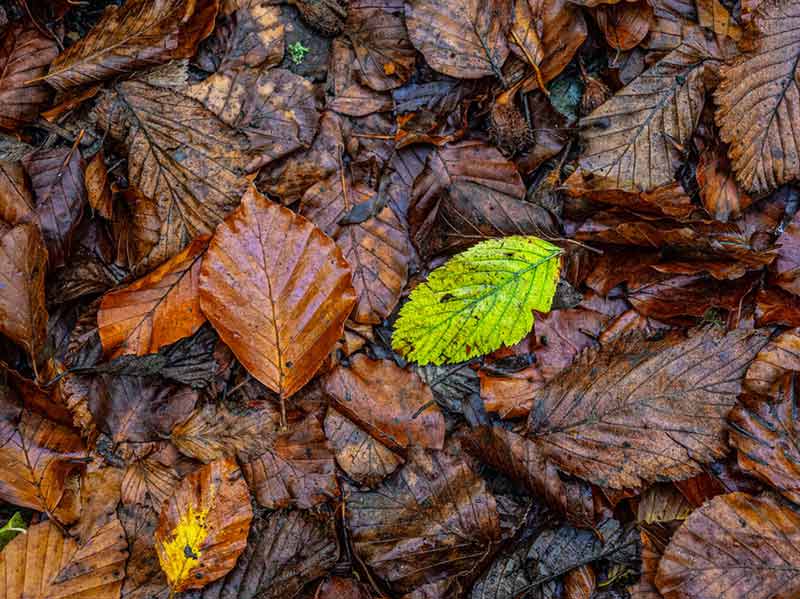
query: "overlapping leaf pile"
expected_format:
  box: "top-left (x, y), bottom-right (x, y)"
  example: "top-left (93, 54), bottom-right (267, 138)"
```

top-left (0, 0), bottom-right (799, 598)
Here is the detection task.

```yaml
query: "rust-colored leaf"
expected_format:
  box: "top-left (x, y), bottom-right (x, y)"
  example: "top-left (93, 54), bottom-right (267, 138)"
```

top-left (199, 187), bottom-right (356, 398)
top-left (594, 0), bottom-right (652, 50)
top-left (0, 160), bottom-right (35, 225)
top-left (46, 0), bottom-right (218, 90)
top-left (656, 492), bottom-right (800, 599)
top-left (347, 445), bottom-right (501, 596)
top-left (744, 327), bottom-right (800, 397)
top-left (154, 458), bottom-right (253, 592)
top-left (0, 517), bottom-right (128, 599)
top-left (697, 143), bottom-right (753, 222)
top-left (405, 0), bottom-right (510, 79)
top-left (715, 0), bottom-right (800, 193)
top-left (98, 236), bottom-right (208, 358)
top-left (85, 151), bottom-right (113, 220)
top-left (0, 23), bottom-right (58, 131)
top-left (301, 174), bottom-right (409, 323)
top-left (527, 327), bottom-right (769, 489)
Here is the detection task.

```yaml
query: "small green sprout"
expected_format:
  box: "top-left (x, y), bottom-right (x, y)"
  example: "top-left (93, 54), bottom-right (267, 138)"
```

top-left (288, 42), bottom-right (310, 65)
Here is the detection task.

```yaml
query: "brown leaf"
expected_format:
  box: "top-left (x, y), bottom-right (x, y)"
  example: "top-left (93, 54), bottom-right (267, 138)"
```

top-left (744, 328), bottom-right (800, 397)
top-left (72, 464), bottom-right (124, 544)
top-left (697, 143), bottom-right (753, 222)
top-left (0, 160), bottom-right (35, 225)
top-left (119, 503), bottom-right (169, 599)
top-left (527, 327), bottom-right (769, 489)
top-left (120, 442), bottom-right (183, 509)
top-left (240, 409), bottom-right (339, 508)
top-left (756, 286), bottom-right (800, 327)
top-left (564, 565), bottom-right (596, 599)
top-left (347, 445), bottom-right (501, 596)
top-left (23, 146), bottom-right (87, 268)
top-left (730, 375), bottom-right (800, 505)
top-left (715, 0), bottom-right (800, 194)
top-left (0, 223), bottom-right (48, 370)
top-left (771, 211), bottom-right (800, 295)
top-left (301, 174), bottom-right (409, 323)
top-left (656, 492), bottom-right (800, 599)
top-left (405, 0), bottom-right (510, 79)
top-left (199, 187), bottom-right (356, 398)
top-left (196, 2), bottom-right (284, 72)
top-left (314, 577), bottom-right (374, 599)
top-left (0, 23), bottom-right (58, 131)
top-left (594, 0), bottom-right (652, 51)
top-left (155, 458), bottom-right (253, 592)
top-left (188, 66), bottom-right (321, 172)
top-left (0, 394), bottom-right (86, 524)
top-left (88, 375), bottom-right (198, 443)
top-left (323, 354), bottom-right (444, 452)
top-left (85, 151), bottom-right (113, 220)
top-left (181, 509), bottom-right (339, 599)
top-left (0, 517), bottom-right (128, 599)
top-left (637, 483), bottom-right (693, 524)
top-left (98, 236), bottom-right (207, 358)
top-left (343, 0), bottom-right (416, 90)
top-left (96, 79), bottom-right (253, 271)
top-left (46, 0), bottom-right (218, 91)
top-left (579, 33), bottom-right (720, 192)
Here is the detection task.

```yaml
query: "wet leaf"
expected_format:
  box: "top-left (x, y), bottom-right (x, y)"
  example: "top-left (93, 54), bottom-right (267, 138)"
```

top-left (656, 492), bottom-right (800, 599)
top-left (594, 1), bottom-right (652, 51)
top-left (198, 187), bottom-right (355, 398)
top-left (46, 0), bottom-right (218, 90)
top-left (527, 327), bottom-right (769, 489)
top-left (393, 235), bottom-right (562, 365)
top-left (715, 0), bottom-right (800, 194)
top-left (0, 23), bottom-right (58, 131)
top-left (405, 0), bottom-right (510, 79)
top-left (771, 211), bottom-right (800, 296)
top-left (98, 236), bottom-right (208, 358)
top-left (743, 328), bottom-right (800, 397)
top-left (154, 458), bottom-right (253, 592)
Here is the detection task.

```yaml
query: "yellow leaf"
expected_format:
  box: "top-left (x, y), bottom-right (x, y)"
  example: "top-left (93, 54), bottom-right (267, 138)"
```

top-left (157, 504), bottom-right (211, 588)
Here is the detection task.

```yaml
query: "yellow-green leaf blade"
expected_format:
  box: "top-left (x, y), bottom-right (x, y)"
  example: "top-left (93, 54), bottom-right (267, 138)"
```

top-left (392, 236), bottom-right (561, 365)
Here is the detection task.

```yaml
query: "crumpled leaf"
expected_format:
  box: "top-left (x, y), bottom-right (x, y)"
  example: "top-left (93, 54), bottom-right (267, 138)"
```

top-left (0, 23), bottom-right (58, 131)
top-left (181, 509), bottom-right (338, 599)
top-left (0, 517), bottom-right (128, 598)
top-left (198, 187), bottom-right (355, 398)
top-left (98, 235), bottom-right (208, 358)
top-left (347, 445), bottom-right (502, 596)
top-left (393, 235), bottom-right (561, 366)
top-left (154, 458), bottom-right (253, 592)
top-left (45, 0), bottom-right (218, 91)
top-left (527, 327), bottom-right (769, 489)
top-left (578, 32), bottom-right (720, 192)
top-left (715, 0), bottom-right (800, 194)
top-left (656, 492), bottom-right (800, 599)
top-left (697, 143), bottom-right (753, 221)
top-left (404, 0), bottom-right (510, 79)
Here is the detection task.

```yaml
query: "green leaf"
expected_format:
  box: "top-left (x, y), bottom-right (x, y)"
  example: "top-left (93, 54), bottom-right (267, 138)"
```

top-left (392, 236), bottom-right (561, 365)
top-left (0, 512), bottom-right (26, 551)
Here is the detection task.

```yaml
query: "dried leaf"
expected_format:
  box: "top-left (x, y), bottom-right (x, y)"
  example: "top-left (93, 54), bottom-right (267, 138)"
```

top-left (744, 327), bottom-right (800, 397)
top-left (98, 236), bottom-right (208, 357)
top-left (656, 492), bottom-right (800, 599)
top-left (155, 458), bottom-right (253, 592)
top-left (198, 187), bottom-right (356, 398)
top-left (697, 143), bottom-right (753, 221)
top-left (594, 0), bottom-right (652, 51)
top-left (637, 483), bottom-right (693, 524)
top-left (121, 443), bottom-right (182, 509)
top-left (46, 0), bottom-right (218, 90)
top-left (347, 446), bottom-right (501, 596)
top-left (0, 518), bottom-right (128, 598)
top-left (405, 0), bottom-right (510, 79)
top-left (771, 211), bottom-right (800, 296)
top-left (527, 327), bottom-right (769, 489)
top-left (715, 0), bottom-right (800, 193)
top-left (0, 24), bottom-right (58, 131)
top-left (0, 160), bottom-right (35, 225)
top-left (85, 151), bottom-right (113, 220)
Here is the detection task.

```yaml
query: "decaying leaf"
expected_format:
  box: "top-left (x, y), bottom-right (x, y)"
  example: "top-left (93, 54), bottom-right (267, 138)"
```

top-left (656, 492), bottom-right (800, 599)
top-left (0, 160), bottom-right (34, 225)
top-left (46, 0), bottom-right (218, 90)
top-left (527, 327), bottom-right (769, 489)
top-left (697, 143), bottom-right (753, 221)
top-left (98, 236), bottom-right (208, 358)
top-left (743, 327), bottom-right (800, 397)
top-left (199, 187), bottom-right (356, 399)
top-left (715, 0), bottom-right (800, 194)
top-left (155, 458), bottom-right (253, 592)
top-left (594, 0), bottom-right (652, 50)
top-left (393, 235), bottom-right (562, 365)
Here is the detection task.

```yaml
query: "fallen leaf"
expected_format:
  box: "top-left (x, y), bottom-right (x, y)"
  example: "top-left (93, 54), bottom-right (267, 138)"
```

top-left (155, 458), bottom-right (253, 592)
top-left (637, 483), bottom-right (693, 524)
top-left (98, 235), bottom-right (208, 357)
top-left (527, 327), bottom-right (769, 489)
top-left (404, 0), bottom-right (510, 79)
top-left (697, 143), bottom-right (753, 222)
top-left (743, 327), bottom-right (800, 397)
top-left (85, 151), bottom-right (113, 220)
top-left (771, 210), bottom-right (800, 296)
top-left (0, 159), bottom-right (35, 225)
top-left (0, 23), bottom-right (58, 131)
top-left (121, 443), bottom-right (182, 509)
top-left (0, 517), bottom-right (128, 598)
top-left (756, 286), bottom-right (800, 327)
top-left (119, 503), bottom-right (170, 599)
top-left (347, 445), bottom-right (501, 596)
top-left (199, 187), bottom-right (355, 398)
top-left (594, 0), bottom-right (652, 51)
top-left (656, 492), bottom-right (800, 599)
top-left (715, 0), bottom-right (800, 193)
top-left (46, 0), bottom-right (218, 91)
top-left (313, 577), bottom-right (374, 599)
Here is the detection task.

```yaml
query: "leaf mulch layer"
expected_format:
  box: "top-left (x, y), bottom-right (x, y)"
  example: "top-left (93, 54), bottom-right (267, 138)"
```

top-left (0, 0), bottom-right (799, 598)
